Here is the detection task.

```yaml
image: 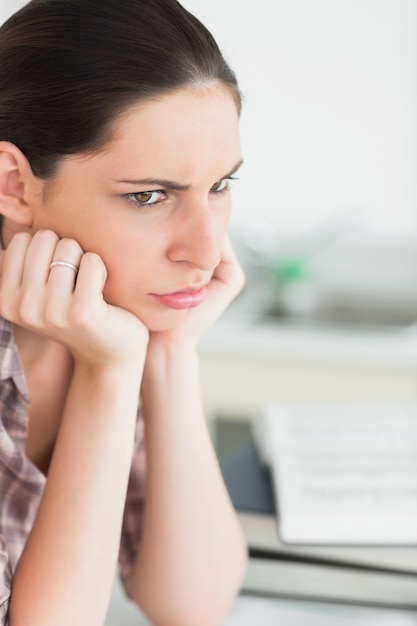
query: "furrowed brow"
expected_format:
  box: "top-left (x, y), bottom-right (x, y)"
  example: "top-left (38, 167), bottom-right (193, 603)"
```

top-left (114, 177), bottom-right (189, 191)
top-left (223, 158), bottom-right (244, 180)
top-left (115, 158), bottom-right (244, 189)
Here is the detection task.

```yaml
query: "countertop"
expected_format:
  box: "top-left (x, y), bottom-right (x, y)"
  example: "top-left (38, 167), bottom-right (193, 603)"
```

top-left (198, 313), bottom-right (417, 370)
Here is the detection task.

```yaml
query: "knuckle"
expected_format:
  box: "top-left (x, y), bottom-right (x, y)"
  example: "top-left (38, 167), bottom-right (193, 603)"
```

top-left (43, 301), bottom-right (65, 329)
top-left (82, 251), bottom-right (102, 266)
top-left (34, 229), bottom-right (59, 245)
top-left (18, 295), bottom-right (39, 327)
top-left (11, 231), bottom-right (32, 246)
top-left (55, 238), bottom-right (83, 260)
top-left (7, 231), bottom-right (32, 256)
top-left (67, 301), bottom-right (90, 328)
top-left (81, 252), bottom-right (107, 278)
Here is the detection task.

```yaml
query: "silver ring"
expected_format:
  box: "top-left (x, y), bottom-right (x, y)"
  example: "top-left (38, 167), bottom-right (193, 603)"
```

top-left (49, 260), bottom-right (79, 274)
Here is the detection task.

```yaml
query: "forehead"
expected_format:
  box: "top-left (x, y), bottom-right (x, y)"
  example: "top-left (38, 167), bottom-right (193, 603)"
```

top-left (111, 84), bottom-right (240, 138)
top-left (98, 85), bottom-right (241, 169)
top-left (46, 85), bottom-right (241, 188)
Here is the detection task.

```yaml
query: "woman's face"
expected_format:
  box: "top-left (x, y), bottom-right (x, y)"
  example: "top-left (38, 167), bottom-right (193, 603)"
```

top-left (28, 86), bottom-right (242, 331)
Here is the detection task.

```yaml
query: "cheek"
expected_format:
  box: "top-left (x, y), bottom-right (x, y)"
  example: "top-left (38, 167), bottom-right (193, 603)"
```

top-left (218, 204), bottom-right (233, 238)
top-left (98, 241), bottom-right (158, 304)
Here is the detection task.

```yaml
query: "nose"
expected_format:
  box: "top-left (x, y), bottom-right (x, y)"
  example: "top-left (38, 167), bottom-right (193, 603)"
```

top-left (167, 203), bottom-right (225, 271)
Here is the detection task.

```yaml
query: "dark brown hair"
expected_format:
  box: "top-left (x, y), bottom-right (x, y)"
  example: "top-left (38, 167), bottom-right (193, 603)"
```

top-left (0, 0), bottom-right (241, 179)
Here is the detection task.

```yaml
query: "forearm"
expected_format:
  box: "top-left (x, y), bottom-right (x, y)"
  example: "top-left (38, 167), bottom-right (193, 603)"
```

top-left (129, 342), bottom-right (247, 626)
top-left (9, 362), bottom-right (142, 626)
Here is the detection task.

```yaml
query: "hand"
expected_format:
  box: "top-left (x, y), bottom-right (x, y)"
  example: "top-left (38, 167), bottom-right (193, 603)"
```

top-left (148, 236), bottom-right (245, 350)
top-left (0, 230), bottom-right (149, 368)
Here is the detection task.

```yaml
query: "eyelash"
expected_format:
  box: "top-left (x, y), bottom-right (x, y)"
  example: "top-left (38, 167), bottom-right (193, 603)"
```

top-left (124, 176), bottom-right (238, 209)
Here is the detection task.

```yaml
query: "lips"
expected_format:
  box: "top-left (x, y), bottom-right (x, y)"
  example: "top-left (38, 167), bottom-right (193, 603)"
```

top-left (150, 285), bottom-right (207, 310)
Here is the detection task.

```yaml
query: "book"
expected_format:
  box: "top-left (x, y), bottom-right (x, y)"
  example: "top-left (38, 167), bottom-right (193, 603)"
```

top-left (244, 556), bottom-right (417, 609)
top-left (223, 594), bottom-right (417, 626)
top-left (252, 403), bottom-right (417, 545)
top-left (216, 418), bottom-right (417, 608)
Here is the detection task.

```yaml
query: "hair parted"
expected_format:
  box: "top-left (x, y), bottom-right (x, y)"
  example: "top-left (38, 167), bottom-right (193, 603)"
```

top-left (0, 0), bottom-right (241, 179)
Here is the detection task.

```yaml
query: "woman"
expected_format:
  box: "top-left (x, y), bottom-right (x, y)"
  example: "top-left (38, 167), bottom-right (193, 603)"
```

top-left (0, 0), bottom-right (247, 624)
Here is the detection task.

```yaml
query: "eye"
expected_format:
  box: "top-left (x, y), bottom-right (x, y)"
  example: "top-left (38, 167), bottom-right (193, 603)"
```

top-left (210, 176), bottom-right (238, 194)
top-left (126, 190), bottom-right (165, 207)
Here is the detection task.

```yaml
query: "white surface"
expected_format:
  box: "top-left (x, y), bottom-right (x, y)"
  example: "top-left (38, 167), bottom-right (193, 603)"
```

top-left (0, 0), bottom-right (26, 24)
top-left (181, 0), bottom-right (417, 236)
top-left (106, 576), bottom-right (417, 626)
top-left (224, 596), bottom-right (417, 626)
top-left (105, 577), bottom-right (150, 626)
top-left (199, 316), bottom-right (417, 369)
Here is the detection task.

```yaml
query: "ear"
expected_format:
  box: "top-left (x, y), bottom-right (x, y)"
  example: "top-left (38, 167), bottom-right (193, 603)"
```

top-left (0, 141), bottom-right (39, 227)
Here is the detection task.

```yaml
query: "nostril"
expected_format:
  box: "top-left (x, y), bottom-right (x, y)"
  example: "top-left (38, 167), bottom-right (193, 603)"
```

top-left (167, 236), bottom-right (222, 271)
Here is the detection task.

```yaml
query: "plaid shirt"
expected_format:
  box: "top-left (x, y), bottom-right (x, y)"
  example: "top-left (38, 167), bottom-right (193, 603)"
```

top-left (0, 316), bottom-right (146, 623)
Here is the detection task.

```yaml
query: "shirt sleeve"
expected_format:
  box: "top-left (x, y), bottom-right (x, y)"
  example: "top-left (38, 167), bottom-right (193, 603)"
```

top-left (118, 415), bottom-right (146, 597)
top-left (0, 389), bottom-right (44, 626)
top-left (0, 535), bottom-right (12, 625)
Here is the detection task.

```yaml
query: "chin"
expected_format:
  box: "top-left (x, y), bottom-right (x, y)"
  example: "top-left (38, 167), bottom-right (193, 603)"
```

top-left (140, 308), bottom-right (189, 333)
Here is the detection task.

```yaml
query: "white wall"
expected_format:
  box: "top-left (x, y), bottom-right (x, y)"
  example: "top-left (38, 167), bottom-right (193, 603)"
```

top-left (0, 0), bottom-right (27, 24)
top-left (2, 1), bottom-right (417, 237)
top-left (182, 0), bottom-right (417, 237)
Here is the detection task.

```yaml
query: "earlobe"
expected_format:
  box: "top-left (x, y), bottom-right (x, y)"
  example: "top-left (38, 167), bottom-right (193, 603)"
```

top-left (0, 141), bottom-right (37, 227)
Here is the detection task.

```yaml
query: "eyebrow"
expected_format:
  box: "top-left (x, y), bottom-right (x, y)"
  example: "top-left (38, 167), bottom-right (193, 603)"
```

top-left (114, 159), bottom-right (244, 190)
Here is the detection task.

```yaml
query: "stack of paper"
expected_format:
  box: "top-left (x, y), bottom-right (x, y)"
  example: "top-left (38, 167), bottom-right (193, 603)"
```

top-left (252, 402), bottom-right (417, 545)
top-left (216, 410), bottom-right (417, 609)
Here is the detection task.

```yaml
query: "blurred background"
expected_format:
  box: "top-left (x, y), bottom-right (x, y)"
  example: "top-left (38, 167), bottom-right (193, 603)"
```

top-left (181, 0), bottom-right (417, 235)
top-left (180, 0), bottom-right (417, 332)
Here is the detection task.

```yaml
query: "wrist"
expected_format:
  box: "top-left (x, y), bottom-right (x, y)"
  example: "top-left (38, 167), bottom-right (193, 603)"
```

top-left (142, 336), bottom-right (199, 391)
top-left (71, 332), bottom-right (148, 373)
top-left (146, 334), bottom-right (198, 367)
top-left (72, 357), bottom-right (144, 391)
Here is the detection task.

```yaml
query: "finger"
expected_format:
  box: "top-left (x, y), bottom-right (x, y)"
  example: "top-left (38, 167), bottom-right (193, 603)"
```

top-left (1, 231), bottom-right (64, 326)
top-left (72, 251), bottom-right (108, 307)
top-left (47, 237), bottom-right (84, 297)
top-left (1, 231), bottom-right (33, 290)
top-left (212, 236), bottom-right (245, 292)
top-left (20, 230), bottom-right (60, 289)
top-left (0, 233), bottom-right (31, 319)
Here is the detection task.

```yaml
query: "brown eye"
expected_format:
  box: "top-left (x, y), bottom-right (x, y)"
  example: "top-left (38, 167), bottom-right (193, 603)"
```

top-left (211, 179), bottom-right (228, 193)
top-left (134, 191), bottom-right (155, 203)
top-left (127, 190), bottom-right (164, 207)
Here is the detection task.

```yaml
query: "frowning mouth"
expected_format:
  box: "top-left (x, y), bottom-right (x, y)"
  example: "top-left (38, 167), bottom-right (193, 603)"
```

top-left (149, 285), bottom-right (207, 310)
